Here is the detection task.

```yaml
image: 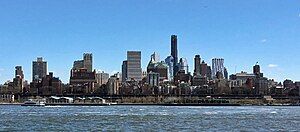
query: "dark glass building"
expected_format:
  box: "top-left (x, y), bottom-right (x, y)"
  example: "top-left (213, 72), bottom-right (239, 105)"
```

top-left (194, 55), bottom-right (201, 76)
top-left (171, 35), bottom-right (179, 75)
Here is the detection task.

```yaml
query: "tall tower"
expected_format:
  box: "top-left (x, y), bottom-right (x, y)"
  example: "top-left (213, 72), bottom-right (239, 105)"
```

top-left (200, 61), bottom-right (207, 77)
top-left (224, 67), bottom-right (228, 79)
top-left (179, 58), bottom-right (189, 74)
top-left (15, 66), bottom-right (24, 79)
top-left (194, 55), bottom-right (201, 76)
top-left (32, 57), bottom-right (47, 81)
top-left (83, 53), bottom-right (93, 72)
top-left (207, 66), bottom-right (212, 79)
top-left (165, 56), bottom-right (174, 81)
top-left (253, 62), bottom-right (263, 77)
top-left (253, 62), bottom-right (260, 75)
top-left (212, 58), bottom-right (224, 79)
top-left (171, 35), bottom-right (178, 75)
top-left (126, 51), bottom-right (142, 81)
top-left (122, 60), bottom-right (128, 82)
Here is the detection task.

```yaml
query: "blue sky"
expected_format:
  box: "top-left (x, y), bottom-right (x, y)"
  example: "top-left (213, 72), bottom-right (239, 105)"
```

top-left (0, 0), bottom-right (299, 83)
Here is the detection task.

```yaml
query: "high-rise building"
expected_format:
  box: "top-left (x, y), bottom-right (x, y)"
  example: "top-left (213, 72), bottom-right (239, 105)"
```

top-left (253, 63), bottom-right (260, 75)
top-left (207, 66), bottom-right (212, 79)
top-left (179, 58), bottom-right (189, 74)
top-left (253, 63), bottom-right (263, 77)
top-left (40, 72), bottom-right (62, 95)
top-left (224, 67), bottom-right (228, 79)
top-left (122, 61), bottom-right (127, 82)
top-left (107, 74), bottom-right (120, 95)
top-left (13, 66), bottom-right (24, 93)
top-left (126, 51), bottom-right (142, 81)
top-left (73, 60), bottom-right (84, 70)
top-left (83, 53), bottom-right (93, 72)
top-left (171, 35), bottom-right (178, 64)
top-left (165, 56), bottom-right (174, 81)
top-left (212, 58), bottom-right (224, 79)
top-left (15, 66), bottom-right (24, 79)
top-left (200, 61), bottom-right (207, 77)
top-left (147, 58), bottom-right (168, 81)
top-left (194, 55), bottom-right (201, 76)
top-left (96, 71), bottom-right (109, 86)
top-left (70, 68), bottom-right (96, 94)
top-left (73, 53), bottom-right (93, 72)
top-left (171, 35), bottom-right (179, 75)
top-left (151, 52), bottom-right (160, 63)
top-left (32, 57), bottom-right (47, 81)
top-left (70, 53), bottom-right (95, 94)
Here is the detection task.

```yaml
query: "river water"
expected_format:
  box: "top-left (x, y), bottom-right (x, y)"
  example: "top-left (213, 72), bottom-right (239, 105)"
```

top-left (0, 105), bottom-right (299, 131)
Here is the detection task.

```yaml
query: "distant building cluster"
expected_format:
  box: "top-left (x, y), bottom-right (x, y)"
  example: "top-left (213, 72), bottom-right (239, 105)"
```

top-left (0, 35), bottom-right (300, 100)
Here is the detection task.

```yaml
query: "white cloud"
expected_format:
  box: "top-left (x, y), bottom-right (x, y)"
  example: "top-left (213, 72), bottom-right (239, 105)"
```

top-left (268, 64), bottom-right (278, 68)
top-left (298, 13), bottom-right (300, 17)
top-left (260, 39), bottom-right (267, 43)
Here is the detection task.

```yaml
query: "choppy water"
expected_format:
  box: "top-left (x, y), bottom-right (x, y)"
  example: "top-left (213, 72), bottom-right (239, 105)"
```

top-left (0, 105), bottom-right (299, 131)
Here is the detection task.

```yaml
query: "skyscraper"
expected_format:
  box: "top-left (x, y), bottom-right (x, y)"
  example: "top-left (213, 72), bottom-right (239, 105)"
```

top-left (73, 53), bottom-right (93, 72)
top-left (83, 53), bottom-right (93, 72)
top-left (14, 66), bottom-right (24, 93)
top-left (207, 66), bottom-right (212, 79)
top-left (200, 61), bottom-right (207, 77)
top-left (32, 57), bottom-right (47, 81)
top-left (15, 66), bottom-right (24, 79)
top-left (73, 60), bottom-right (84, 70)
top-left (96, 71), bottom-right (110, 86)
top-left (224, 67), bottom-right (228, 79)
top-left (126, 51), bottom-right (142, 81)
top-left (179, 58), bottom-right (189, 74)
top-left (212, 58), bottom-right (224, 79)
top-left (165, 56), bottom-right (174, 81)
top-left (253, 62), bottom-right (260, 75)
top-left (171, 35), bottom-right (179, 75)
top-left (122, 60), bottom-right (128, 82)
top-left (194, 55), bottom-right (201, 76)
top-left (253, 62), bottom-right (263, 77)
top-left (171, 35), bottom-right (178, 64)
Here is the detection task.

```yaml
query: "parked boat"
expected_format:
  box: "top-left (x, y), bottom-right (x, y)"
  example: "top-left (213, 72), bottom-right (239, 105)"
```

top-left (21, 99), bottom-right (46, 107)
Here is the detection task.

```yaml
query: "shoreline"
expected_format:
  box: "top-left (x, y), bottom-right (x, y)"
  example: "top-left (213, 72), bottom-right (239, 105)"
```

top-left (1, 103), bottom-right (300, 106)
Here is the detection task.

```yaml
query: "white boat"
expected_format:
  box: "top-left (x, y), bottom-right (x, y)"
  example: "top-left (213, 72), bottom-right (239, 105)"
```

top-left (21, 99), bottom-right (46, 107)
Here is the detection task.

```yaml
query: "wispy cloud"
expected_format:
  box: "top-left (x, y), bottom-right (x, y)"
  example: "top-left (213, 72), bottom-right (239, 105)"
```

top-left (268, 64), bottom-right (278, 68)
top-left (260, 39), bottom-right (267, 43)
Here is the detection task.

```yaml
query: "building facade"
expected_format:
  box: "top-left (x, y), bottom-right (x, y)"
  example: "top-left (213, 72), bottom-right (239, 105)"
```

top-left (194, 55), bottom-right (201, 76)
top-left (212, 58), bottom-right (224, 79)
top-left (171, 35), bottom-right (179, 75)
top-left (126, 51), bottom-right (142, 81)
top-left (32, 57), bottom-right (47, 82)
top-left (179, 58), bottom-right (189, 74)
top-left (165, 56), bottom-right (174, 81)
top-left (147, 72), bottom-right (160, 87)
top-left (83, 53), bottom-right (93, 72)
top-left (96, 71), bottom-right (109, 86)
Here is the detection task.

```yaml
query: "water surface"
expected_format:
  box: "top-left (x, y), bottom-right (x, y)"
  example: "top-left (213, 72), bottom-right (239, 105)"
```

top-left (0, 105), bottom-right (299, 131)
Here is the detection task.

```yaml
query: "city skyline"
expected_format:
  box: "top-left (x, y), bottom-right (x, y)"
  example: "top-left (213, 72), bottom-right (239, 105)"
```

top-left (1, 0), bottom-right (300, 83)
